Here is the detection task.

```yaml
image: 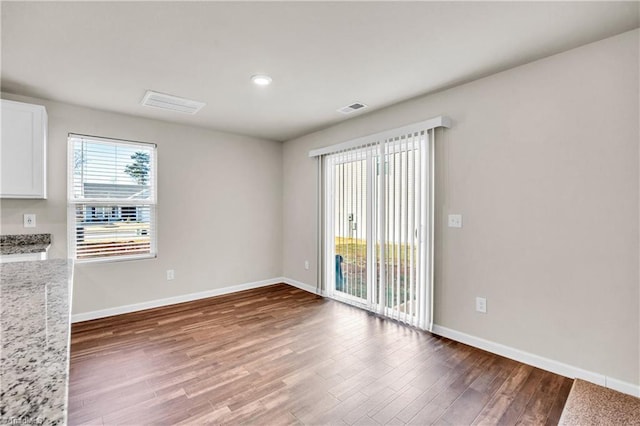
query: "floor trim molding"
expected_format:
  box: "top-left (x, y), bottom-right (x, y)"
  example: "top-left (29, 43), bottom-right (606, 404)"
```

top-left (282, 277), bottom-right (322, 295)
top-left (605, 377), bottom-right (640, 398)
top-left (71, 277), bottom-right (285, 323)
top-left (432, 325), bottom-right (640, 398)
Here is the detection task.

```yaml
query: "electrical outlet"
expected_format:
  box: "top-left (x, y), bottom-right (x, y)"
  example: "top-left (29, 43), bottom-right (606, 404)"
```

top-left (304, 260), bottom-right (310, 270)
top-left (476, 297), bottom-right (487, 313)
top-left (448, 214), bottom-right (463, 228)
top-left (166, 269), bottom-right (175, 280)
top-left (23, 214), bottom-right (36, 228)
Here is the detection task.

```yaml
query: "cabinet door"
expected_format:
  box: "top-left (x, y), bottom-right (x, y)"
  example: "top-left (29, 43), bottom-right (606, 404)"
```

top-left (0, 99), bottom-right (47, 198)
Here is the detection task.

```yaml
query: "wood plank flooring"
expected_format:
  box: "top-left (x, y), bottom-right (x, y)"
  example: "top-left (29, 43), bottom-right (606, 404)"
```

top-left (69, 284), bottom-right (572, 425)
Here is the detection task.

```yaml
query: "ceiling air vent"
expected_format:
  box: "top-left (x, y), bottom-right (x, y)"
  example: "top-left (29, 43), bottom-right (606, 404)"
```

top-left (337, 102), bottom-right (368, 115)
top-left (141, 90), bottom-right (206, 114)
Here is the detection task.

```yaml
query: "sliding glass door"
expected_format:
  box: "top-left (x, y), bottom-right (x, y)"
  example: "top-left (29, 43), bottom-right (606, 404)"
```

top-left (326, 149), bottom-right (373, 307)
top-left (324, 131), bottom-right (432, 329)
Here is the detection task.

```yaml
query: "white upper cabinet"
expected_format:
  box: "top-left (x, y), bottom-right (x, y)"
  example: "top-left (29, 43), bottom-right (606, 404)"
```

top-left (1, 99), bottom-right (47, 199)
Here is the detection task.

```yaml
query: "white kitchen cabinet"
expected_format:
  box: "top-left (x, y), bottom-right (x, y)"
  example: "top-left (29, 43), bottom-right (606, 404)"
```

top-left (1, 99), bottom-right (47, 198)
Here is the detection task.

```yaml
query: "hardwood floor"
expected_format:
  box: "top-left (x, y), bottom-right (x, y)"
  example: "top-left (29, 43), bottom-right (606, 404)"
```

top-left (69, 284), bottom-right (572, 425)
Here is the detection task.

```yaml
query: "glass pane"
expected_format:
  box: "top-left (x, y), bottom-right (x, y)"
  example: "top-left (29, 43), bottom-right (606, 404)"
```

top-left (334, 158), bottom-right (367, 300)
top-left (71, 138), bottom-right (154, 201)
top-left (74, 204), bottom-right (152, 260)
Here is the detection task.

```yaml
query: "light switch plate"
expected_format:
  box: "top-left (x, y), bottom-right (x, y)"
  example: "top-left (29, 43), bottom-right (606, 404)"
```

top-left (24, 214), bottom-right (36, 228)
top-left (448, 214), bottom-right (463, 228)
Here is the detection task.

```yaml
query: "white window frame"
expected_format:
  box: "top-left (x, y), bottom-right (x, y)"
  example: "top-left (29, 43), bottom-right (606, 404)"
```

top-left (67, 133), bottom-right (158, 263)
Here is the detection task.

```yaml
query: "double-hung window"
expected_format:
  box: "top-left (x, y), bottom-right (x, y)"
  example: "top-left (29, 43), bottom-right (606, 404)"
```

top-left (68, 134), bottom-right (157, 262)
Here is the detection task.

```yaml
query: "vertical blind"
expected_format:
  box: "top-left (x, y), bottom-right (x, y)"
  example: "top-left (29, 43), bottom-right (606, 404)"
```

top-left (67, 134), bottom-right (157, 261)
top-left (313, 116), bottom-right (449, 330)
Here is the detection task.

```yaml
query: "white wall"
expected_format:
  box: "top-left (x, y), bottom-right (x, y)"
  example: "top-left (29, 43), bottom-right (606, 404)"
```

top-left (282, 30), bottom-right (639, 386)
top-left (0, 94), bottom-right (283, 314)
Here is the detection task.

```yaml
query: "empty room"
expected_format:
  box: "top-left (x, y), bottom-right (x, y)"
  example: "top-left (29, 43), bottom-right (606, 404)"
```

top-left (1, 1), bottom-right (639, 425)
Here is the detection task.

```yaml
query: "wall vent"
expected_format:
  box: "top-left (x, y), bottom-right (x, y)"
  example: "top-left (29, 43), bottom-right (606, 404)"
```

top-left (337, 102), bottom-right (368, 115)
top-left (141, 90), bottom-right (206, 114)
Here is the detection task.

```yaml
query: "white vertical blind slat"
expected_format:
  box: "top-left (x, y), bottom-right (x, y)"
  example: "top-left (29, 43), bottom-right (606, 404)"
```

top-left (402, 135), bottom-right (409, 323)
top-left (378, 140), bottom-right (387, 313)
top-left (411, 133), bottom-right (418, 321)
top-left (410, 136), bottom-right (415, 322)
top-left (393, 142), bottom-right (399, 319)
top-left (428, 129), bottom-right (436, 331)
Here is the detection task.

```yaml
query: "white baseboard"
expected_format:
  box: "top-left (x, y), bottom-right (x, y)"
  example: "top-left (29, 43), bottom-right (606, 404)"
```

top-left (606, 377), bottom-right (640, 398)
top-left (71, 277), bottom-right (286, 323)
top-left (432, 324), bottom-right (640, 398)
top-left (282, 277), bottom-right (323, 295)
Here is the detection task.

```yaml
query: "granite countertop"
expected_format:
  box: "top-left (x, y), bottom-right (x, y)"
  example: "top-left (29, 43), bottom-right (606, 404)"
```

top-left (0, 234), bottom-right (51, 256)
top-left (0, 259), bottom-right (73, 425)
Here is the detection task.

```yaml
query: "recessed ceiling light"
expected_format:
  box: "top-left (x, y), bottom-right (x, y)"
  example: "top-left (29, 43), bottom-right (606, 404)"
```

top-left (251, 75), bottom-right (272, 86)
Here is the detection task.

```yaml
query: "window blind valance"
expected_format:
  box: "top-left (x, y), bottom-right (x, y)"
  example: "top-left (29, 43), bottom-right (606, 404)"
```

top-left (308, 115), bottom-right (451, 158)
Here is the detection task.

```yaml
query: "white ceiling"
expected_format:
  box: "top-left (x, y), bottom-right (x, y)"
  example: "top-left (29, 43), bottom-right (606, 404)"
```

top-left (2, 2), bottom-right (638, 142)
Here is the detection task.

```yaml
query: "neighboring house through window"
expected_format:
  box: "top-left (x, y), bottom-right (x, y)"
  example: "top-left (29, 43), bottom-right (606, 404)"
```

top-left (68, 134), bottom-right (157, 261)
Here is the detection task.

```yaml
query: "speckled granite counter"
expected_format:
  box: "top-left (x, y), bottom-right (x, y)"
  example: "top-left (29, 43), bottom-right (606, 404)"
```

top-left (0, 234), bottom-right (51, 256)
top-left (0, 259), bottom-right (73, 425)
